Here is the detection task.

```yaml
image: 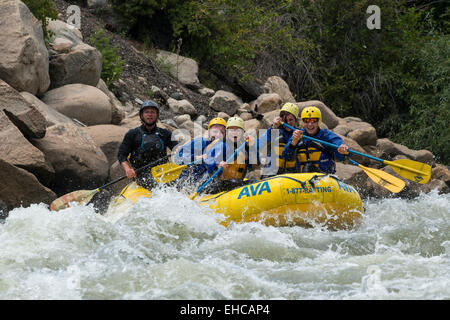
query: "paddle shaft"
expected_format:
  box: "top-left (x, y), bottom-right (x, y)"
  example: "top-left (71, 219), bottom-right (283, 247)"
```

top-left (191, 128), bottom-right (271, 198)
top-left (281, 122), bottom-right (428, 176)
top-left (99, 154), bottom-right (171, 192)
top-left (193, 140), bottom-right (248, 196)
top-left (153, 159), bottom-right (203, 178)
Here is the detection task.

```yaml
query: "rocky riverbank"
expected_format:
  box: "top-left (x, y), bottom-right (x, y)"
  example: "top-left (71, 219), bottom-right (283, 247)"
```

top-left (0, 0), bottom-right (449, 215)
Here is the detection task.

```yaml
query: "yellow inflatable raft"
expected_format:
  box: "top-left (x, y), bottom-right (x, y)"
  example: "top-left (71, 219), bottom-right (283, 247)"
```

top-left (108, 173), bottom-right (364, 230)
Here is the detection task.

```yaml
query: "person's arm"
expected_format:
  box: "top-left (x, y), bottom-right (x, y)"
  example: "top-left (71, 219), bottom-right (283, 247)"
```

top-left (117, 129), bottom-right (136, 178)
top-left (282, 134), bottom-right (298, 161)
top-left (321, 131), bottom-right (348, 161)
top-left (120, 161), bottom-right (136, 178)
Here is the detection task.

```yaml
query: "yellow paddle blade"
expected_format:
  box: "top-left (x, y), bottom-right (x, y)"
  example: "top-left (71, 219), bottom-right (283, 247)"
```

top-left (151, 163), bottom-right (186, 183)
top-left (360, 165), bottom-right (405, 193)
top-left (188, 192), bottom-right (198, 200)
top-left (385, 159), bottom-right (431, 184)
top-left (49, 189), bottom-right (98, 211)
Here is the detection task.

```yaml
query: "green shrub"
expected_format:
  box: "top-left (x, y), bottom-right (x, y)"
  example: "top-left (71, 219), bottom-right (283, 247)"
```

top-left (90, 28), bottom-right (125, 87)
top-left (22, 0), bottom-right (58, 45)
top-left (392, 34), bottom-right (450, 164)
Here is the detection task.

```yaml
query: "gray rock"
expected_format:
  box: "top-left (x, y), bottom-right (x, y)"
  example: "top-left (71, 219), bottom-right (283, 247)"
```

top-left (81, 124), bottom-right (129, 166)
top-left (41, 84), bottom-right (112, 125)
top-left (0, 110), bottom-right (55, 186)
top-left (263, 76), bottom-right (296, 103)
top-left (49, 43), bottom-right (102, 89)
top-left (0, 0), bottom-right (50, 95)
top-left (209, 90), bottom-right (243, 116)
top-left (0, 79), bottom-right (46, 138)
top-left (156, 50), bottom-right (201, 89)
top-left (20, 91), bottom-right (74, 127)
top-left (32, 123), bottom-right (109, 195)
top-left (0, 158), bottom-right (56, 210)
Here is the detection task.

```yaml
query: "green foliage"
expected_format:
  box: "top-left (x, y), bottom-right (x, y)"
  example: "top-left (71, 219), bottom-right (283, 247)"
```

top-left (109, 0), bottom-right (181, 36)
top-left (89, 28), bottom-right (125, 87)
top-left (292, 1), bottom-right (423, 120)
top-left (109, 0), bottom-right (159, 27)
top-left (22, 0), bottom-right (58, 44)
top-left (391, 34), bottom-right (450, 164)
top-left (169, 0), bottom-right (313, 84)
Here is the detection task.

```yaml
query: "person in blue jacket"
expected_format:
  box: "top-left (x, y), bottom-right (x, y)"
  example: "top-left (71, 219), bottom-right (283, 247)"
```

top-left (282, 106), bottom-right (349, 174)
top-left (202, 116), bottom-right (259, 194)
top-left (258, 102), bottom-right (301, 178)
top-left (172, 117), bottom-right (227, 188)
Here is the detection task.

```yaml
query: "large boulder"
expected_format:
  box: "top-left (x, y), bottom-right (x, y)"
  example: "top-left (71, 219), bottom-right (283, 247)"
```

top-left (332, 124), bottom-right (352, 136)
top-left (338, 135), bottom-right (371, 166)
top-left (346, 121), bottom-right (377, 146)
top-left (50, 37), bottom-right (73, 54)
top-left (382, 166), bottom-right (448, 199)
top-left (96, 79), bottom-right (125, 125)
top-left (0, 0), bottom-right (50, 95)
top-left (376, 138), bottom-right (434, 164)
top-left (335, 162), bottom-right (367, 193)
top-left (209, 90), bottom-right (243, 116)
top-left (0, 158), bottom-right (56, 210)
top-left (167, 98), bottom-right (197, 117)
top-left (244, 118), bottom-right (263, 132)
top-left (0, 79), bottom-right (46, 138)
top-left (156, 50), bottom-right (201, 89)
top-left (119, 113), bottom-right (141, 129)
top-left (49, 43), bottom-right (102, 89)
top-left (297, 101), bottom-right (340, 129)
top-left (261, 109), bottom-right (281, 128)
top-left (107, 161), bottom-right (130, 194)
top-left (178, 120), bottom-right (204, 138)
top-left (81, 124), bottom-right (129, 166)
top-left (47, 19), bottom-right (83, 46)
top-left (415, 179), bottom-right (450, 196)
top-left (263, 76), bottom-right (296, 103)
top-left (0, 110), bottom-right (55, 186)
top-left (431, 164), bottom-right (450, 187)
top-left (41, 84), bottom-right (113, 125)
top-left (252, 93), bottom-right (282, 114)
top-left (19, 91), bottom-right (74, 127)
top-left (32, 123), bottom-right (109, 195)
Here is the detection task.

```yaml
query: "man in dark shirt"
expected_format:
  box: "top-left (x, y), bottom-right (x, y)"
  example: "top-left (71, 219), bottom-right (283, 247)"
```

top-left (117, 100), bottom-right (177, 189)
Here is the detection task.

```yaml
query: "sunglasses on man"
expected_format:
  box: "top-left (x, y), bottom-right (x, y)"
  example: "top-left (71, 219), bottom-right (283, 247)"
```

top-left (303, 118), bottom-right (318, 123)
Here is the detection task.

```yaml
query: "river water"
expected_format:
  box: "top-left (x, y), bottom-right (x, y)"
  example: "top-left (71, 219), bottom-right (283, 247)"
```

top-left (0, 188), bottom-right (449, 300)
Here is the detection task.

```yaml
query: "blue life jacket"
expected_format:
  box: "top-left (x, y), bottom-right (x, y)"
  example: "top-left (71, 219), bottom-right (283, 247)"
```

top-left (283, 129), bottom-right (344, 174)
